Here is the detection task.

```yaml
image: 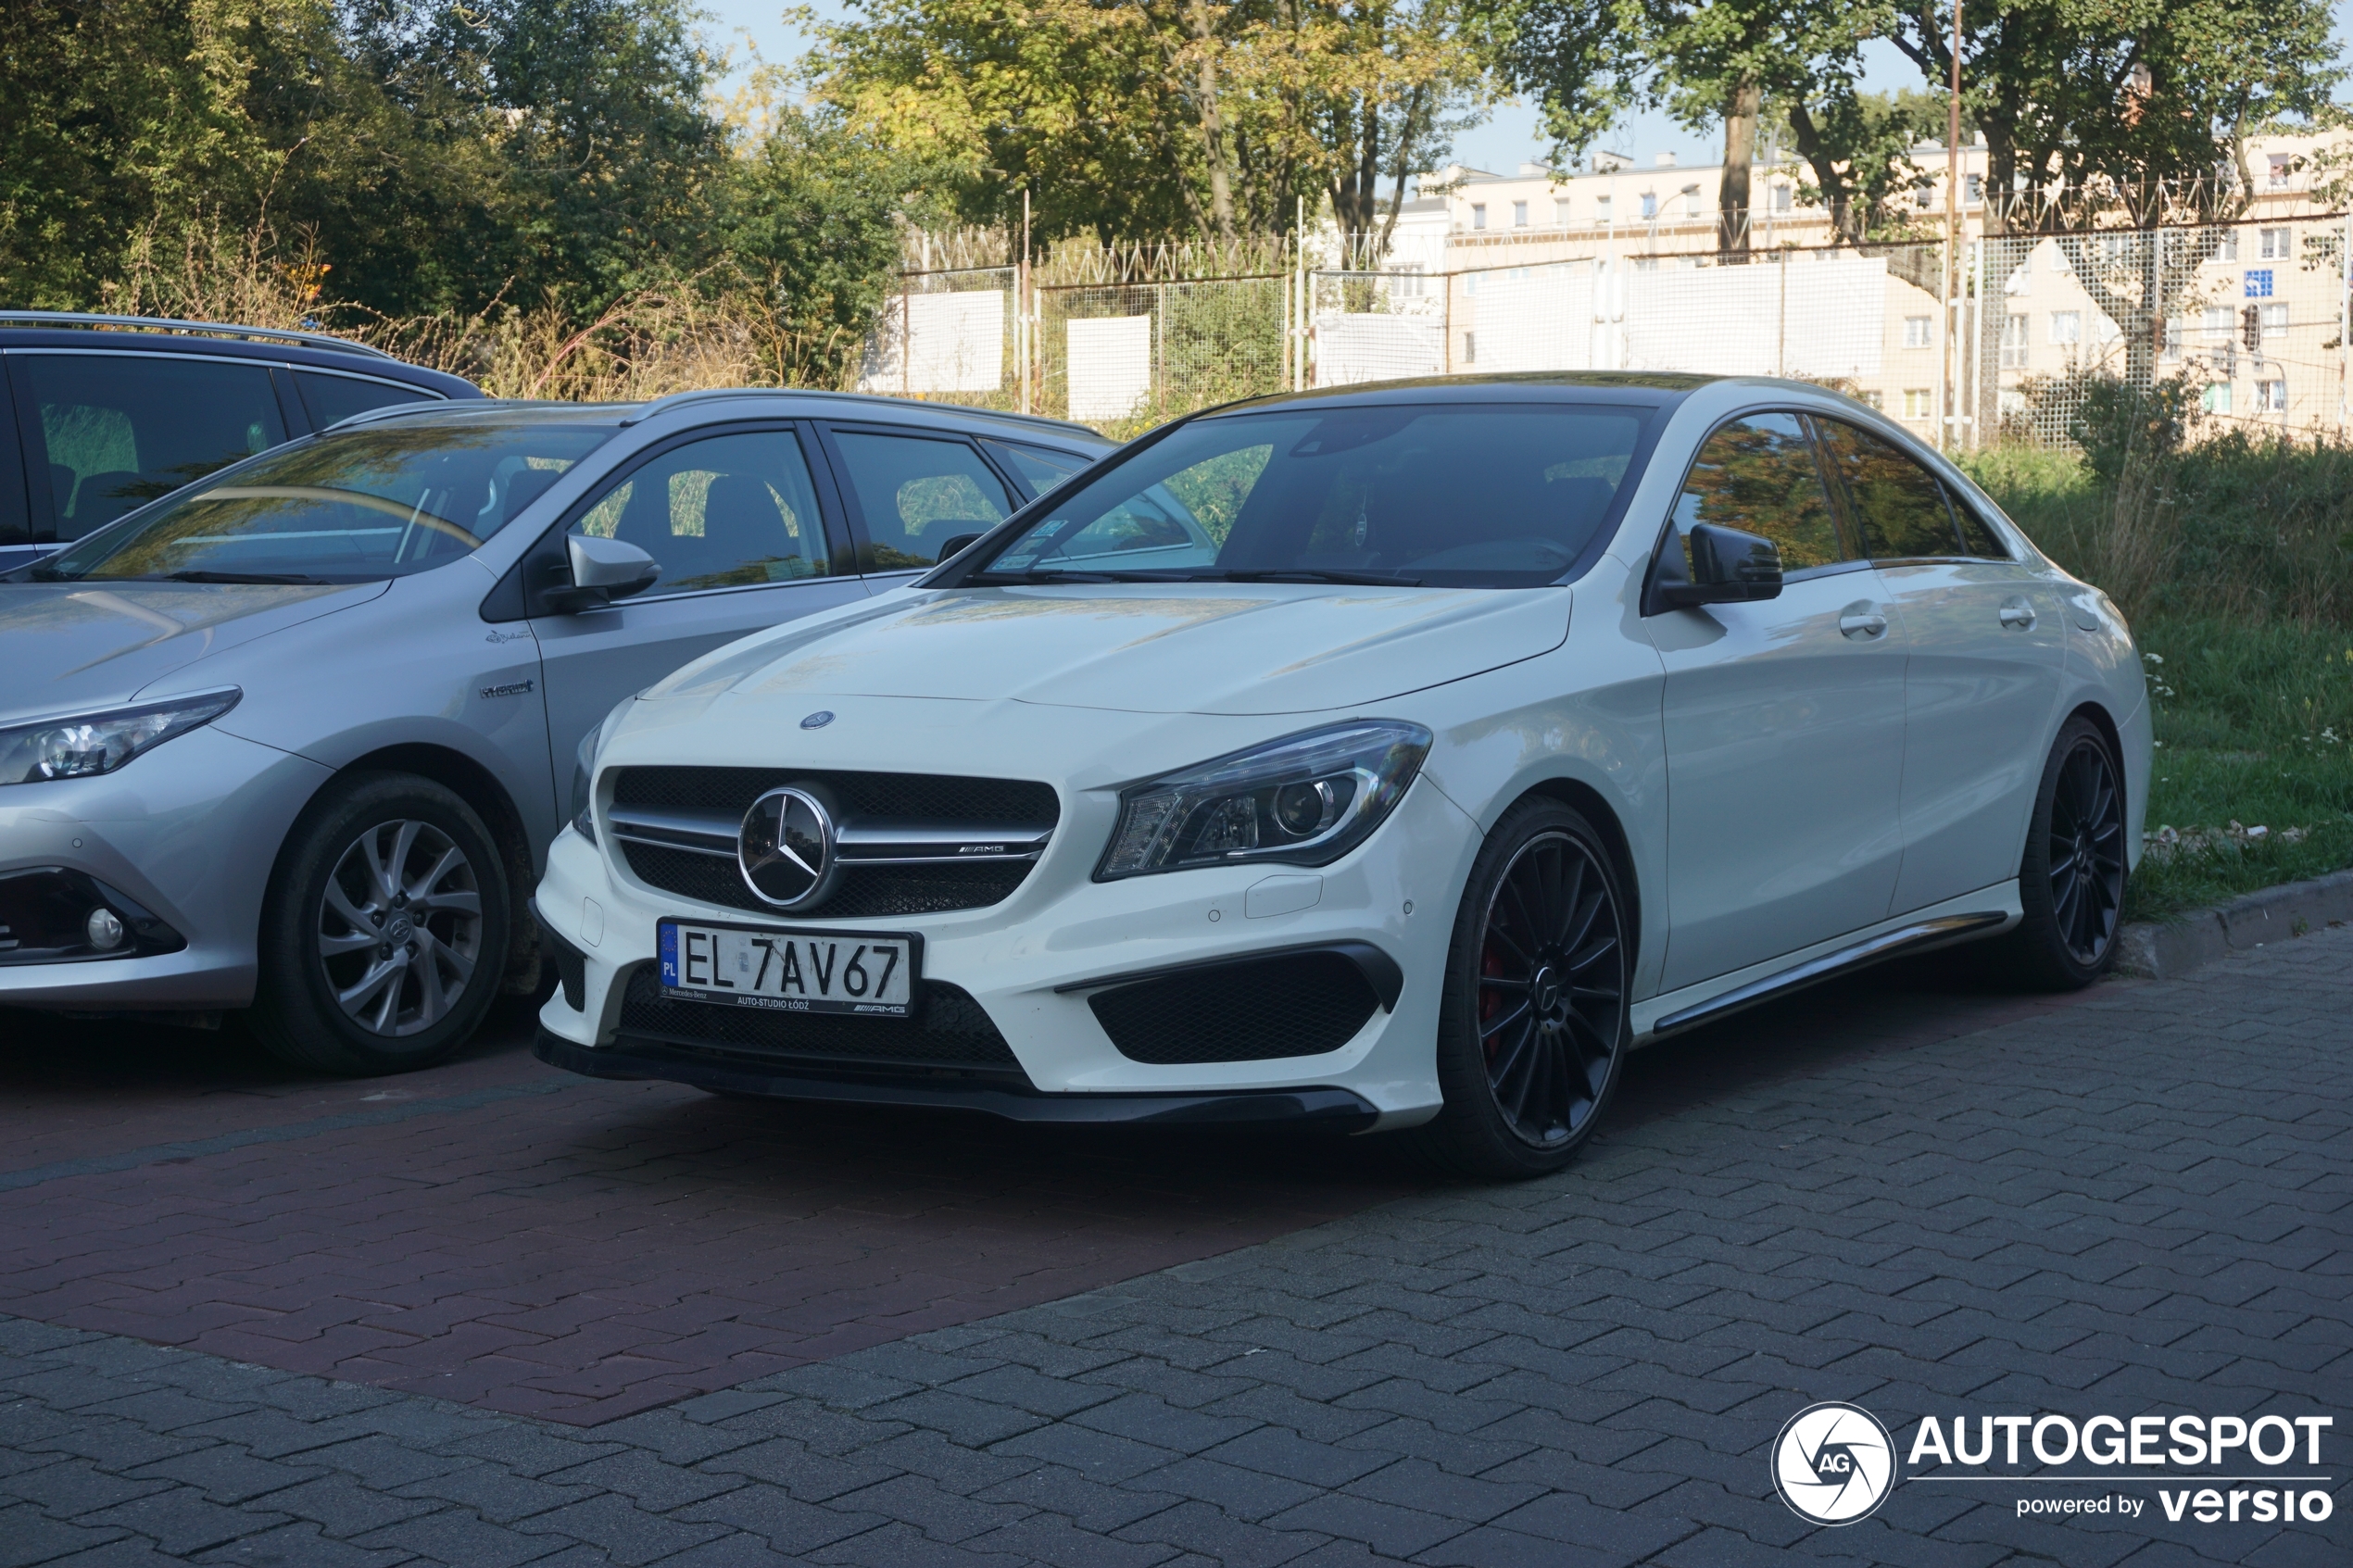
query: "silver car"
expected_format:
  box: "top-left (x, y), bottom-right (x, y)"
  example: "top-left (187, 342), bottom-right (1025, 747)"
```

top-left (0, 391), bottom-right (1108, 1072)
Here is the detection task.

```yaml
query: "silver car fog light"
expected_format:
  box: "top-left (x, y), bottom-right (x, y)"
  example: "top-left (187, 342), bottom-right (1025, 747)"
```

top-left (0, 689), bottom-right (241, 786)
top-left (1098, 719), bottom-right (1432, 880)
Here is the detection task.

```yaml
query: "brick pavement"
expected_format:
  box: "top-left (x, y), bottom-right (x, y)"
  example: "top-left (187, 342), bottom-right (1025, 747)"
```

top-left (1, 926), bottom-right (2347, 1564)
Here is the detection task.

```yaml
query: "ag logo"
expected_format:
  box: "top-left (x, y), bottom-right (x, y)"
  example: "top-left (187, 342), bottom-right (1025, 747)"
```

top-left (1771, 1402), bottom-right (1895, 1525)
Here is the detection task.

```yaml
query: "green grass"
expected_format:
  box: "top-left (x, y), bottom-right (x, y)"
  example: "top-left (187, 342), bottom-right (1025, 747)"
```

top-left (1966, 450), bottom-right (2353, 920)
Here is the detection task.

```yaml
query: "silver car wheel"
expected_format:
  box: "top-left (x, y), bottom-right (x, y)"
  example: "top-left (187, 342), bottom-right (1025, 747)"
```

top-left (316, 819), bottom-right (483, 1036)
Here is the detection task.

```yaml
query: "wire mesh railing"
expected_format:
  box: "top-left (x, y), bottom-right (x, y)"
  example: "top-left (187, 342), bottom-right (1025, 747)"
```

top-left (862, 213), bottom-right (2353, 445)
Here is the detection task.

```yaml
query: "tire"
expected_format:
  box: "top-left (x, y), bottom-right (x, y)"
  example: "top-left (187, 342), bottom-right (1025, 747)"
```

top-left (1994, 716), bottom-right (2127, 991)
top-left (1416, 798), bottom-right (1632, 1181)
top-left (248, 771), bottom-right (510, 1075)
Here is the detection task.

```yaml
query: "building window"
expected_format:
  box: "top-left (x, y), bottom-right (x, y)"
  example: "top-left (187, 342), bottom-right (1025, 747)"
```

top-left (2203, 305), bottom-right (2235, 342)
top-left (1463, 272), bottom-right (1478, 295)
top-left (1640, 191), bottom-right (1658, 220)
top-left (2000, 313), bottom-right (2030, 370)
top-left (1594, 194), bottom-right (1612, 223)
top-left (1903, 315), bottom-right (1932, 348)
top-left (1914, 181), bottom-right (1934, 209)
top-left (2202, 383), bottom-right (2232, 415)
top-left (1512, 200), bottom-right (1529, 227)
top-left (2257, 379), bottom-right (2288, 411)
top-left (1463, 332), bottom-right (1477, 364)
top-left (1554, 198), bottom-right (1572, 225)
top-left (1632, 256), bottom-right (1659, 271)
top-left (1470, 203), bottom-right (1487, 230)
top-left (1769, 183), bottom-right (1793, 212)
top-left (1903, 388), bottom-right (1932, 420)
top-left (1682, 183), bottom-right (1702, 218)
top-left (1390, 264), bottom-right (1424, 299)
top-left (2269, 153), bottom-right (2294, 189)
top-left (2260, 226), bottom-right (2292, 259)
top-left (2093, 314), bottom-right (2121, 345)
top-left (2261, 302), bottom-right (2288, 332)
top-left (2049, 311), bottom-right (2082, 345)
top-left (2163, 316), bottom-right (2185, 361)
top-left (1965, 173), bottom-right (1983, 203)
top-left (2211, 229), bottom-right (2239, 263)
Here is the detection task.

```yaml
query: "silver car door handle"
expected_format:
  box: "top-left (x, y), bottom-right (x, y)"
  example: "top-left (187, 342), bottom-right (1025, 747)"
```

top-left (1999, 599), bottom-right (2037, 629)
top-left (1839, 610), bottom-right (1888, 639)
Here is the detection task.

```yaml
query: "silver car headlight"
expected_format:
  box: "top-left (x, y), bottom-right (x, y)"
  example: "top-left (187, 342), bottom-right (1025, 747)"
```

top-left (1098, 720), bottom-right (1432, 880)
top-left (0, 689), bottom-right (242, 786)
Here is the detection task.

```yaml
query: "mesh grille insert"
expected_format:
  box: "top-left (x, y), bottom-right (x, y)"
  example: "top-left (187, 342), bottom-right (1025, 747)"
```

top-left (610, 767), bottom-right (1057, 919)
top-left (1088, 951), bottom-right (1379, 1064)
top-left (618, 965), bottom-right (1027, 1079)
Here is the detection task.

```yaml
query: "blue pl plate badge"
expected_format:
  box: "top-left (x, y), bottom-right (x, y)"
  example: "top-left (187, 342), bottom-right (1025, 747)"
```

top-left (659, 922), bottom-right (679, 985)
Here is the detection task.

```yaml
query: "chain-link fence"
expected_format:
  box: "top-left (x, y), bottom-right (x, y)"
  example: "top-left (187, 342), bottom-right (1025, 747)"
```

top-left (864, 214), bottom-right (2353, 446)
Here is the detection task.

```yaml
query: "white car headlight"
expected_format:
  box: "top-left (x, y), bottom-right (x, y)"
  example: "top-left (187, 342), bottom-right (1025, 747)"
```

top-left (571, 694), bottom-right (642, 842)
top-left (1098, 720), bottom-right (1432, 880)
top-left (0, 690), bottom-right (242, 786)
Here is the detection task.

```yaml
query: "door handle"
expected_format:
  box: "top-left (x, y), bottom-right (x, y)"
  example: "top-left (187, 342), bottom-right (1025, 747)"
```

top-left (1839, 609), bottom-right (1888, 639)
top-left (1999, 598), bottom-right (2037, 630)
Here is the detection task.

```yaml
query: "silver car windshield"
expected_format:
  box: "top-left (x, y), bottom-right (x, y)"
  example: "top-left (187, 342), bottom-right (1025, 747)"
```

top-left (974, 403), bottom-right (1650, 589)
top-left (25, 421), bottom-right (616, 584)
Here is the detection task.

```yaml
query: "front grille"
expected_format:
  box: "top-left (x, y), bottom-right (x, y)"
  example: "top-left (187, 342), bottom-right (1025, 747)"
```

top-left (1089, 951), bottom-right (1381, 1064)
top-left (610, 767), bottom-right (1058, 919)
top-left (617, 964), bottom-right (1028, 1081)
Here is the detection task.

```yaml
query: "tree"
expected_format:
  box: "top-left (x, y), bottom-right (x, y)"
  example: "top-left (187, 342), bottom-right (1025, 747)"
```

top-left (1782, 89), bottom-right (1946, 245)
top-left (1885, 0), bottom-right (2340, 392)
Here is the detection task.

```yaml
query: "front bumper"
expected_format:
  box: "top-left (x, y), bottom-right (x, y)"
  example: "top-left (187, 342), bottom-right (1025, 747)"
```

top-left (0, 727), bottom-right (331, 1009)
top-left (531, 773), bottom-right (1480, 1126)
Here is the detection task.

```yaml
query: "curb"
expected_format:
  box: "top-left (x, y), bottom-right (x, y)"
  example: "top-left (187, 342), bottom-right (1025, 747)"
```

top-left (2115, 867), bottom-right (2353, 980)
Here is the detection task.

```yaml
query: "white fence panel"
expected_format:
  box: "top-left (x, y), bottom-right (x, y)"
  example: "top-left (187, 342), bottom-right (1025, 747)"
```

top-left (859, 289), bottom-right (1006, 395)
top-left (1067, 316), bottom-right (1154, 421)
top-left (1314, 314), bottom-right (1444, 384)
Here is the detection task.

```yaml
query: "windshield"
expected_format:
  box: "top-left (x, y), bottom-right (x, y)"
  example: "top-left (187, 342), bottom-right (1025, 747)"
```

top-left (20, 421), bottom-right (617, 583)
top-left (975, 402), bottom-right (1651, 589)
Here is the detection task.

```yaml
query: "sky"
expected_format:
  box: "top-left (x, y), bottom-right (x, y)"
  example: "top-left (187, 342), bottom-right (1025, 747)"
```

top-left (698, 0), bottom-right (2353, 181)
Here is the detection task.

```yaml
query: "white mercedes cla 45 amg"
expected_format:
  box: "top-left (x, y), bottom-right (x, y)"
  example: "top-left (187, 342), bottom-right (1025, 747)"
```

top-left (532, 374), bottom-right (2149, 1179)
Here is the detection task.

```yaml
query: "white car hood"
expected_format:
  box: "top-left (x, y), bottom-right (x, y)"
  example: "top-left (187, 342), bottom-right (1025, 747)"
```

top-left (650, 583), bottom-right (1573, 717)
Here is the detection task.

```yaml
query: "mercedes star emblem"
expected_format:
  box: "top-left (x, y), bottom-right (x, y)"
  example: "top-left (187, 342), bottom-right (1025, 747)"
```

top-left (738, 786), bottom-right (837, 908)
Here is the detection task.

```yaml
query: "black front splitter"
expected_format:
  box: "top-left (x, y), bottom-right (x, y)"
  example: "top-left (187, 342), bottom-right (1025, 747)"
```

top-left (534, 1030), bottom-right (1381, 1130)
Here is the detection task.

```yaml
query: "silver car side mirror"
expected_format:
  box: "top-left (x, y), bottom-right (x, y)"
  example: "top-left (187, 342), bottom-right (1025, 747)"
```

top-left (547, 534), bottom-right (661, 613)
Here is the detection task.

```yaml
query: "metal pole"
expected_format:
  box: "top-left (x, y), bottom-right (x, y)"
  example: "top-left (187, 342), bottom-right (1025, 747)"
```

top-left (1945, 0), bottom-right (1963, 450)
top-left (1020, 190), bottom-right (1031, 415)
top-left (1972, 232), bottom-right (1987, 450)
top-left (901, 282), bottom-right (912, 398)
top-left (2340, 207), bottom-right (2350, 436)
top-left (1295, 195), bottom-right (1308, 392)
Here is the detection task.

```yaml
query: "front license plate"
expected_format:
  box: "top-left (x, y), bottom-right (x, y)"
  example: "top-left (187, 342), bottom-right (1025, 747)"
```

top-left (659, 921), bottom-right (919, 1017)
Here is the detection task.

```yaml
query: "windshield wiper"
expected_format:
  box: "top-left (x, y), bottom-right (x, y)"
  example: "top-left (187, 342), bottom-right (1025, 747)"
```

top-left (1189, 569), bottom-right (1425, 587)
top-left (157, 571), bottom-right (336, 584)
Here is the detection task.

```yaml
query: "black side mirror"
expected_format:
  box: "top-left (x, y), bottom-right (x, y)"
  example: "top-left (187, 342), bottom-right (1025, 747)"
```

top-left (1642, 522), bottom-right (1784, 615)
top-left (543, 534), bottom-right (661, 614)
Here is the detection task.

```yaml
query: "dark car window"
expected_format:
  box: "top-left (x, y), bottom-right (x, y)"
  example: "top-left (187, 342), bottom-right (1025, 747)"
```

top-left (1948, 489), bottom-right (2010, 558)
top-left (979, 403), bottom-right (1647, 587)
top-left (831, 431), bottom-right (1013, 570)
top-left (1671, 413), bottom-right (1850, 571)
top-left (28, 420), bottom-right (613, 583)
top-left (572, 429), bottom-right (835, 594)
top-left (296, 370), bottom-right (434, 431)
top-left (982, 438), bottom-right (1087, 497)
top-left (13, 352), bottom-right (287, 542)
top-left (1815, 418), bottom-right (1963, 559)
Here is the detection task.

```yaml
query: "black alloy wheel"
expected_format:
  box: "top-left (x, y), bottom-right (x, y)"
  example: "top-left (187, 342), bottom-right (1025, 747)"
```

top-left (1421, 798), bottom-right (1630, 1180)
top-left (1998, 716), bottom-right (2128, 990)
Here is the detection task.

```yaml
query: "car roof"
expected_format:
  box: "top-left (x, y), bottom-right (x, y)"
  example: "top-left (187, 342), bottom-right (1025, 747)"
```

top-left (1196, 370), bottom-right (1724, 420)
top-left (328, 387), bottom-right (1113, 447)
top-left (0, 312), bottom-right (481, 397)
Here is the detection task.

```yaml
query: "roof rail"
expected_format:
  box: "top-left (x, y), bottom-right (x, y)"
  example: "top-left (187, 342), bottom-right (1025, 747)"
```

top-left (617, 385), bottom-right (1104, 438)
top-left (0, 309), bottom-right (399, 361)
top-left (322, 396), bottom-right (618, 432)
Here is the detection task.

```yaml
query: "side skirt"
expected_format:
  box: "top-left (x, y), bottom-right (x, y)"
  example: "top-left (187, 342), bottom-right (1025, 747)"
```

top-left (1632, 884), bottom-right (2021, 1044)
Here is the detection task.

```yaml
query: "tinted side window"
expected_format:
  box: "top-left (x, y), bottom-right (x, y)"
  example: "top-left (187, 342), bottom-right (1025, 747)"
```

top-left (1816, 419), bottom-right (1962, 558)
top-left (832, 431), bottom-right (1012, 570)
top-left (1672, 412), bottom-right (1849, 571)
top-left (572, 429), bottom-right (835, 594)
top-left (14, 353), bottom-right (286, 542)
top-left (0, 366), bottom-right (25, 546)
top-left (1948, 490), bottom-right (2010, 558)
top-left (296, 370), bottom-right (434, 431)
top-left (982, 438), bottom-right (1086, 497)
